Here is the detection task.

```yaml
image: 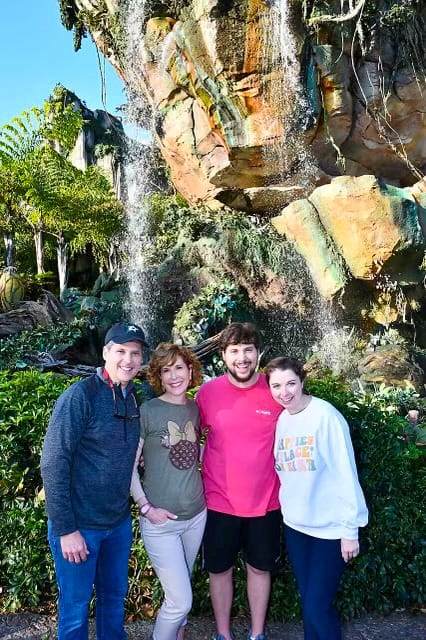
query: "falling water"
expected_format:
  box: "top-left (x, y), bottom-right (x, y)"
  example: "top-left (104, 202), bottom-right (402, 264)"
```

top-left (262, 2), bottom-right (341, 360)
top-left (120, 0), bottom-right (160, 341)
top-left (263, 0), bottom-right (316, 187)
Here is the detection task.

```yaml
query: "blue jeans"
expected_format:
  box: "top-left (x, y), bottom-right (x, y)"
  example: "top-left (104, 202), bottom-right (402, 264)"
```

top-left (48, 516), bottom-right (132, 640)
top-left (285, 525), bottom-right (346, 640)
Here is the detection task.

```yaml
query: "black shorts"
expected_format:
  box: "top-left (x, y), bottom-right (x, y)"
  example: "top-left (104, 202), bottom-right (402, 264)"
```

top-left (202, 509), bottom-right (282, 573)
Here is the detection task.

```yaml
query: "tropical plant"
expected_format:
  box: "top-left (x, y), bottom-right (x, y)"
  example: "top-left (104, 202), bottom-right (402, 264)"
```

top-left (0, 320), bottom-right (86, 371)
top-left (21, 147), bottom-right (123, 294)
top-left (173, 280), bottom-right (247, 344)
top-left (0, 93), bottom-right (83, 273)
top-left (0, 370), bottom-right (73, 610)
top-left (0, 162), bottom-right (24, 267)
top-left (0, 90), bottom-right (123, 290)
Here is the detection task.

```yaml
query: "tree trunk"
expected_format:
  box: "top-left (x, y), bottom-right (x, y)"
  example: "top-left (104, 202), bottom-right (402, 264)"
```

top-left (4, 233), bottom-right (14, 268)
top-left (34, 229), bottom-right (45, 274)
top-left (57, 233), bottom-right (69, 298)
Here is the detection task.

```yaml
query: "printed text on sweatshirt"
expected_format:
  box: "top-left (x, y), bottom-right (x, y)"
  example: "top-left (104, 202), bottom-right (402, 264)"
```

top-left (274, 396), bottom-right (368, 540)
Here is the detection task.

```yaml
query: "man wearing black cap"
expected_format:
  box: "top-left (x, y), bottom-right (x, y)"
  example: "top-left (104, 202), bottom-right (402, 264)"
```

top-left (41, 322), bottom-right (148, 640)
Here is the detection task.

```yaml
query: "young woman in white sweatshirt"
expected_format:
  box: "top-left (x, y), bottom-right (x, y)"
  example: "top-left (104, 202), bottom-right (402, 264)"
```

top-left (265, 357), bottom-right (368, 640)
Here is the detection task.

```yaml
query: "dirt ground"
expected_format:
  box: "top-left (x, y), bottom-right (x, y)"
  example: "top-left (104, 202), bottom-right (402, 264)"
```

top-left (0, 611), bottom-right (425, 640)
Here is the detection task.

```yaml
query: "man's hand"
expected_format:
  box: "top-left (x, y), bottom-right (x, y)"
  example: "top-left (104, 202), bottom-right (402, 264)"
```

top-left (145, 507), bottom-right (177, 525)
top-left (341, 538), bottom-right (359, 563)
top-left (60, 531), bottom-right (90, 563)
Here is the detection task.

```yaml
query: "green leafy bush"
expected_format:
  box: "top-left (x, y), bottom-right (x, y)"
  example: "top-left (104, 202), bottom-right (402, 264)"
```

top-left (0, 321), bottom-right (85, 370)
top-left (1, 370), bottom-right (424, 620)
top-left (0, 370), bottom-right (73, 610)
top-left (173, 280), bottom-right (247, 344)
top-left (62, 286), bottom-right (125, 330)
top-left (305, 376), bottom-right (425, 618)
top-left (218, 210), bottom-right (296, 280)
top-left (144, 194), bottom-right (215, 264)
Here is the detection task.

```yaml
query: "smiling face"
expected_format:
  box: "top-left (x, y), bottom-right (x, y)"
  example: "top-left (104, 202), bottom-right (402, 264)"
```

top-left (222, 342), bottom-right (259, 387)
top-left (160, 355), bottom-right (192, 400)
top-left (268, 368), bottom-right (305, 413)
top-left (103, 340), bottom-right (143, 387)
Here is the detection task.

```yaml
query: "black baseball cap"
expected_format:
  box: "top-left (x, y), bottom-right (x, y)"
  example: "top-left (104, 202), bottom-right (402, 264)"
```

top-left (104, 322), bottom-right (149, 347)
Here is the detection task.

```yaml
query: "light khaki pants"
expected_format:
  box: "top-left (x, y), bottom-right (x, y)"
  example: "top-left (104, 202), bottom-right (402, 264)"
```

top-left (140, 509), bottom-right (207, 640)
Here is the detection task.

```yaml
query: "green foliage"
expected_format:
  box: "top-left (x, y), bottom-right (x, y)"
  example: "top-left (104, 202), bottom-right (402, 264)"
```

top-left (0, 371), bottom-right (73, 610)
top-left (146, 195), bottom-right (295, 284)
top-left (0, 285), bottom-right (125, 372)
top-left (43, 85), bottom-right (84, 152)
top-left (62, 286), bottom-right (125, 330)
top-left (0, 94), bottom-right (82, 162)
top-left (173, 280), bottom-right (247, 344)
top-left (24, 271), bottom-right (57, 294)
top-left (49, 161), bottom-right (123, 262)
top-left (350, 381), bottom-right (420, 415)
top-left (218, 210), bottom-right (295, 280)
top-left (0, 321), bottom-right (86, 370)
top-left (305, 375), bottom-right (425, 618)
top-left (145, 194), bottom-right (214, 263)
top-left (349, 382), bottom-right (426, 446)
top-left (0, 91), bottom-right (122, 277)
top-left (94, 143), bottom-right (118, 159)
top-left (20, 146), bottom-right (123, 262)
top-left (58, 0), bottom-right (87, 50)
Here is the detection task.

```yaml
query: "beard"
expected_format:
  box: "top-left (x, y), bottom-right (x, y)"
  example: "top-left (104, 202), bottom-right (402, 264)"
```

top-left (226, 362), bottom-right (257, 384)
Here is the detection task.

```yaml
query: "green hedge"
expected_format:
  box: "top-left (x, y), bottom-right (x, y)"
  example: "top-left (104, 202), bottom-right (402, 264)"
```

top-left (0, 371), bottom-right (73, 611)
top-left (0, 371), bottom-right (424, 619)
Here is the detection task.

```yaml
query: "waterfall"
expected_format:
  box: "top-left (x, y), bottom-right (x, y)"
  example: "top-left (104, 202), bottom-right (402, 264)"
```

top-left (262, 2), bottom-right (339, 358)
top-left (275, 0), bottom-right (300, 99)
top-left (4, 233), bottom-right (14, 269)
top-left (263, 0), bottom-right (316, 187)
top-left (121, 0), bottom-right (159, 342)
top-left (57, 233), bottom-right (69, 298)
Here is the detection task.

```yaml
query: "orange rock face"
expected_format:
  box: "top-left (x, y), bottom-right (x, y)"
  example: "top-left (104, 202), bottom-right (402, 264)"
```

top-left (272, 175), bottom-right (425, 298)
top-left (75, 0), bottom-right (426, 205)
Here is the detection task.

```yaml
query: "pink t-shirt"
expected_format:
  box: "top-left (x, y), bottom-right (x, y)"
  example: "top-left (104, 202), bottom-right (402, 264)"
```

top-left (196, 373), bottom-right (282, 517)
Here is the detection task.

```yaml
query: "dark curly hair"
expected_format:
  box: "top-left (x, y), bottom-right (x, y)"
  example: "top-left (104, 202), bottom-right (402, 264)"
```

top-left (219, 322), bottom-right (261, 352)
top-left (147, 343), bottom-right (203, 395)
top-left (264, 356), bottom-right (306, 384)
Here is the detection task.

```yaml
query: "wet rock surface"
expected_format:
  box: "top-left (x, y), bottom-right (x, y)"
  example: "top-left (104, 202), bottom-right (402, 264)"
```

top-left (358, 345), bottom-right (425, 391)
top-left (0, 611), bottom-right (424, 640)
top-left (71, 1), bottom-right (426, 202)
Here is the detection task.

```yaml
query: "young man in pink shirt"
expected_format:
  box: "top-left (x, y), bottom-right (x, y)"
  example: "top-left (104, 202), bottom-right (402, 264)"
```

top-left (196, 323), bottom-right (282, 640)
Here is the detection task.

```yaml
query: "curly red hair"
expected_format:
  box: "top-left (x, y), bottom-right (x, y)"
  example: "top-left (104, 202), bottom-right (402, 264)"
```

top-left (147, 342), bottom-right (203, 395)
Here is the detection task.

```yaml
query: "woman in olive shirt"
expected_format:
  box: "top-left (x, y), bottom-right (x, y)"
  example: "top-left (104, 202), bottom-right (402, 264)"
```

top-left (131, 343), bottom-right (205, 640)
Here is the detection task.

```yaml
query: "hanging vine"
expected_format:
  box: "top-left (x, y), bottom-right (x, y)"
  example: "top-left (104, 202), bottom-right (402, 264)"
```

top-left (303, 1), bottom-right (425, 71)
top-left (302, 0), bottom-right (425, 180)
top-left (58, 0), bottom-right (87, 50)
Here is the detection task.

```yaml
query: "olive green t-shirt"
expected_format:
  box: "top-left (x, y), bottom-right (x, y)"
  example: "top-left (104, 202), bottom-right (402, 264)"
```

top-left (140, 398), bottom-right (205, 520)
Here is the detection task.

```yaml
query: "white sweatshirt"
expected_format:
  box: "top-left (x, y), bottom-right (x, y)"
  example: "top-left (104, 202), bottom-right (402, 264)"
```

top-left (274, 396), bottom-right (368, 540)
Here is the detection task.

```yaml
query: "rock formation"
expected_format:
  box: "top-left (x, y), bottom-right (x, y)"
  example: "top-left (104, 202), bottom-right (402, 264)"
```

top-left (358, 344), bottom-right (424, 392)
top-left (60, 1), bottom-right (426, 204)
top-left (57, 1), bottom-right (426, 355)
top-left (58, 87), bottom-right (124, 195)
top-left (272, 175), bottom-right (425, 298)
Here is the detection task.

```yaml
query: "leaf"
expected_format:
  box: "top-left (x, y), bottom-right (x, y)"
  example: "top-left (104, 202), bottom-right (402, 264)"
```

top-left (14, 360), bottom-right (28, 369)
